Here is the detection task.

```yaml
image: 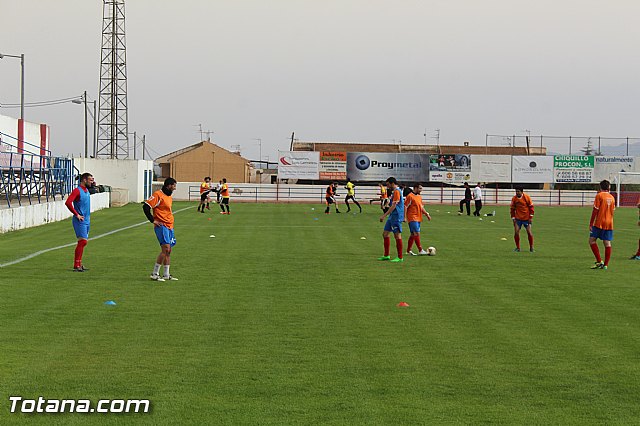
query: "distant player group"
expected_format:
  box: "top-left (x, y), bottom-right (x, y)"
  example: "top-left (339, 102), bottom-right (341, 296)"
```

top-left (64, 172), bottom-right (639, 278)
top-left (197, 177), bottom-right (231, 215)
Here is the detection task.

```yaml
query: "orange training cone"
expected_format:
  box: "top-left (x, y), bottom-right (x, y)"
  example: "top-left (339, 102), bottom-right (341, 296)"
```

top-left (397, 302), bottom-right (410, 307)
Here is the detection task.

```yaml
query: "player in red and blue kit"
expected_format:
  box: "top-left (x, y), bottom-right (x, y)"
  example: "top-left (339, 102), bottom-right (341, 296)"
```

top-left (65, 172), bottom-right (94, 272)
top-left (379, 177), bottom-right (405, 262)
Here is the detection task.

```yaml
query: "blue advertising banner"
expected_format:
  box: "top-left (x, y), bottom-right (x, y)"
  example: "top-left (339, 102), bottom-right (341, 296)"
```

top-left (346, 152), bottom-right (430, 182)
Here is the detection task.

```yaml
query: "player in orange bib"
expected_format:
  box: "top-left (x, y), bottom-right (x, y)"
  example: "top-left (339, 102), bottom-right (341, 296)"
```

top-left (143, 177), bottom-right (178, 281)
top-left (376, 182), bottom-right (389, 213)
top-left (404, 183), bottom-right (431, 255)
top-left (589, 180), bottom-right (616, 270)
top-left (324, 182), bottom-right (340, 214)
top-left (510, 186), bottom-right (535, 252)
top-left (197, 176), bottom-right (212, 213)
top-left (219, 178), bottom-right (230, 214)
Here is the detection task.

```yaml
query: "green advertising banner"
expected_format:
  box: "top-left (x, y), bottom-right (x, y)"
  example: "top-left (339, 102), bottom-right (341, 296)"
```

top-left (553, 155), bottom-right (594, 183)
top-left (553, 156), bottom-right (595, 168)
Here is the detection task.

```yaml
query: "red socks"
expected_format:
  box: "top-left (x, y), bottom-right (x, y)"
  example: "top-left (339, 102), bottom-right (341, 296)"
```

top-left (604, 246), bottom-right (612, 266)
top-left (514, 234), bottom-right (520, 249)
top-left (414, 235), bottom-right (422, 251)
top-left (396, 239), bottom-right (403, 259)
top-left (74, 239), bottom-right (87, 268)
top-left (407, 235), bottom-right (414, 252)
top-left (384, 236), bottom-right (404, 259)
top-left (590, 243), bottom-right (601, 263)
top-left (527, 234), bottom-right (534, 250)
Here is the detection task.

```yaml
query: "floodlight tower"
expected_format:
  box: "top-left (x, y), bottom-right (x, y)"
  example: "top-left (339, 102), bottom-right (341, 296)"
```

top-left (97, 0), bottom-right (129, 158)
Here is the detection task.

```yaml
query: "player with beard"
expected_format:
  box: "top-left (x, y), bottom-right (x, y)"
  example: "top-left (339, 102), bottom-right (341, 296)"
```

top-left (143, 177), bottom-right (179, 281)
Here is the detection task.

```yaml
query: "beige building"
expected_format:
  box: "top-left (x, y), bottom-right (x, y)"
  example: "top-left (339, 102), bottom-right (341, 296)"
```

top-left (156, 141), bottom-right (251, 183)
top-left (293, 141), bottom-right (546, 155)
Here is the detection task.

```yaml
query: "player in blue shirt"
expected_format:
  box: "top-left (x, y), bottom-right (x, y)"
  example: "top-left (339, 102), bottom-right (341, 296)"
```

top-left (378, 177), bottom-right (405, 262)
top-left (65, 172), bottom-right (94, 272)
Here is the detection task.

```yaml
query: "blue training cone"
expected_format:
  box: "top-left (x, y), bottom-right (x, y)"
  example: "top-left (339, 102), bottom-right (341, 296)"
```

top-left (104, 300), bottom-right (117, 306)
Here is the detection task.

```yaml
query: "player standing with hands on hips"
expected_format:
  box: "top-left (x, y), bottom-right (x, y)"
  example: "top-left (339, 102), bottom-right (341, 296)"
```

top-left (65, 172), bottom-right (94, 272)
top-left (143, 177), bottom-right (179, 281)
top-left (510, 186), bottom-right (535, 252)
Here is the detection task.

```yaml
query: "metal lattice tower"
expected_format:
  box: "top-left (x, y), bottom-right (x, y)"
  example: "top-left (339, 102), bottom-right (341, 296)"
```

top-left (97, 0), bottom-right (129, 159)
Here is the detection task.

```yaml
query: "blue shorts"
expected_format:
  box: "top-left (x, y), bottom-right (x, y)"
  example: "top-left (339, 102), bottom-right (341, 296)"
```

top-left (590, 226), bottom-right (613, 241)
top-left (409, 221), bottom-right (421, 233)
top-left (515, 219), bottom-right (531, 228)
top-left (384, 219), bottom-right (402, 234)
top-left (154, 225), bottom-right (177, 247)
top-left (72, 219), bottom-right (90, 240)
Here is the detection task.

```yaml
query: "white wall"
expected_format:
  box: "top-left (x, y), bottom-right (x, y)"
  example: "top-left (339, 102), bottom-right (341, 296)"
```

top-left (74, 158), bottom-right (154, 203)
top-left (0, 113), bottom-right (48, 154)
top-left (0, 193), bottom-right (110, 233)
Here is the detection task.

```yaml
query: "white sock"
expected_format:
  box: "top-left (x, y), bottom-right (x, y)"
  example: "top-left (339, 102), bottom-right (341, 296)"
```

top-left (153, 263), bottom-right (161, 275)
top-left (163, 265), bottom-right (170, 277)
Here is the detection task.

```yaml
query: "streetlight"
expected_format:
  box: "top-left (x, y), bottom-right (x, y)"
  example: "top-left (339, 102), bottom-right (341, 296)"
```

top-left (72, 92), bottom-right (97, 158)
top-left (0, 52), bottom-right (25, 120)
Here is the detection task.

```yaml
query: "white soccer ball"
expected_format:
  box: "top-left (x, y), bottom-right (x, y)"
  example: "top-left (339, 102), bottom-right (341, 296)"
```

top-left (427, 246), bottom-right (436, 256)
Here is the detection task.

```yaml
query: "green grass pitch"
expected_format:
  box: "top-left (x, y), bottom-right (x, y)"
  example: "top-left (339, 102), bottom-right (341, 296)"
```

top-left (0, 201), bottom-right (639, 424)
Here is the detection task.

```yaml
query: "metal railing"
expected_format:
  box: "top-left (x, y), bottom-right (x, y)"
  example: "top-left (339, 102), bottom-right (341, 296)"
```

top-left (1, 151), bottom-right (76, 208)
top-left (0, 130), bottom-right (52, 157)
top-left (187, 185), bottom-right (610, 207)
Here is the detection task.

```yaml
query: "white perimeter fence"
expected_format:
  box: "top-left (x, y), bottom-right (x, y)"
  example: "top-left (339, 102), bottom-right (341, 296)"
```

top-left (168, 183), bottom-right (639, 208)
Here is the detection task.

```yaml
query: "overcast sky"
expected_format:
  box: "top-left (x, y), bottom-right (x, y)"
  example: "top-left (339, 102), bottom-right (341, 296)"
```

top-left (1, 0), bottom-right (639, 159)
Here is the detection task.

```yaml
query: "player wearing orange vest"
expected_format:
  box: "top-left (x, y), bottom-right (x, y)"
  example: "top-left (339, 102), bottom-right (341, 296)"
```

top-left (219, 178), bottom-right (230, 215)
top-left (143, 177), bottom-right (178, 281)
top-left (197, 176), bottom-right (212, 213)
top-left (324, 182), bottom-right (340, 214)
top-left (379, 182), bottom-right (389, 212)
top-left (510, 186), bottom-right (535, 252)
top-left (404, 184), bottom-right (431, 255)
top-left (589, 180), bottom-right (616, 270)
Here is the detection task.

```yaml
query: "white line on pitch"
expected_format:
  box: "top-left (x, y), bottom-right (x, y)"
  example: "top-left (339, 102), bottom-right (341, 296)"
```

top-left (0, 206), bottom-right (192, 268)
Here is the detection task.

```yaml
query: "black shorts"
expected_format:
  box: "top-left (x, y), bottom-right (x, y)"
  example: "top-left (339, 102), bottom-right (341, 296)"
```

top-left (345, 195), bottom-right (356, 201)
top-left (221, 198), bottom-right (229, 205)
top-left (200, 191), bottom-right (211, 201)
top-left (326, 197), bottom-right (335, 205)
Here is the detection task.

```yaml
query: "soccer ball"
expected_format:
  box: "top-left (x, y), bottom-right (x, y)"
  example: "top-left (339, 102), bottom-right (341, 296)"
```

top-left (427, 246), bottom-right (436, 256)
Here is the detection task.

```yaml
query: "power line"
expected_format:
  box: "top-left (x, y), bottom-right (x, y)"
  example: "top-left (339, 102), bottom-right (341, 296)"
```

top-left (0, 95), bottom-right (82, 107)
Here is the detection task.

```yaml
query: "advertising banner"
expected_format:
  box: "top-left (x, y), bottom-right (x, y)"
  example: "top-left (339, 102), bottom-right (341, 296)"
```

top-left (471, 155), bottom-right (511, 182)
top-left (346, 152), bottom-right (429, 182)
top-left (428, 154), bottom-right (471, 183)
top-left (593, 156), bottom-right (635, 182)
top-left (319, 151), bottom-right (347, 180)
top-left (277, 151), bottom-right (319, 180)
top-left (512, 156), bottom-right (554, 183)
top-left (554, 155), bottom-right (594, 183)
